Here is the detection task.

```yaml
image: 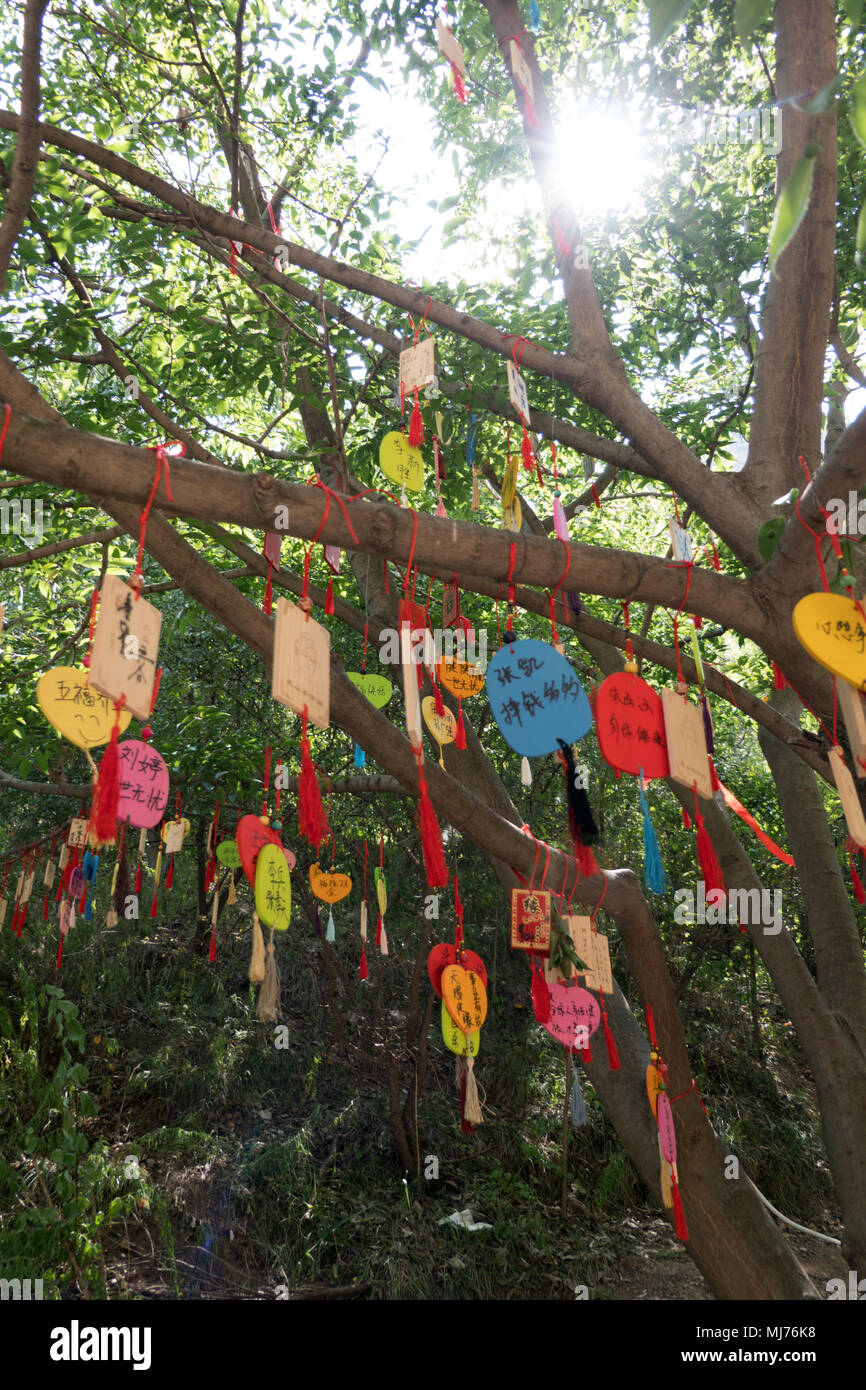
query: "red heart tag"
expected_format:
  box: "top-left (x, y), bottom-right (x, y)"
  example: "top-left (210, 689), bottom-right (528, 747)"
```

top-left (236, 815), bottom-right (296, 889)
top-left (595, 672), bottom-right (670, 779)
top-left (428, 943), bottom-right (487, 997)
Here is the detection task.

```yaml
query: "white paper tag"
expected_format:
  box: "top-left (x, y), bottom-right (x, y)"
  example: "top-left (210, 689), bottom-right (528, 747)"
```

top-left (507, 361), bottom-right (530, 421)
top-left (436, 18), bottom-right (466, 77)
top-left (399, 338), bottom-right (436, 391)
top-left (509, 40), bottom-right (534, 103)
top-left (669, 519), bottom-right (693, 563)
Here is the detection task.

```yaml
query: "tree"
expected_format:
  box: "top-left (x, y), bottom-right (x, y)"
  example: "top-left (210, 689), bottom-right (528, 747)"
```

top-left (2, 0), bottom-right (866, 1299)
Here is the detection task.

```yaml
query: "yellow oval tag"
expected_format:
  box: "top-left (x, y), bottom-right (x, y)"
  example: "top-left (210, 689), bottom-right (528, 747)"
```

top-left (379, 431), bottom-right (424, 492)
top-left (374, 867), bottom-right (387, 916)
top-left (37, 667), bottom-right (133, 749)
top-left (442, 964), bottom-right (487, 1032)
top-left (502, 497), bottom-right (522, 532)
top-left (255, 843), bottom-right (292, 931)
top-left (421, 696), bottom-right (456, 746)
top-left (792, 592), bottom-right (866, 688)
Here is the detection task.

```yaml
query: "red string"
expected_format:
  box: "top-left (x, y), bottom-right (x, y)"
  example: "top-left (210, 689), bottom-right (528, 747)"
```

top-left (0, 402), bottom-right (10, 464)
top-left (589, 873), bottom-right (607, 927)
top-left (665, 560), bottom-right (695, 684)
top-left (134, 445), bottom-right (179, 596)
top-left (794, 496), bottom-right (831, 592)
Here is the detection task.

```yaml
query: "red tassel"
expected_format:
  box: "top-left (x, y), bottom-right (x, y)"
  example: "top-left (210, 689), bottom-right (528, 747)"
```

top-left (415, 750), bottom-right (449, 888)
top-left (682, 807), bottom-right (691, 831)
top-left (56, 934), bottom-right (63, 969)
top-left (89, 708), bottom-right (122, 846)
top-left (149, 885), bottom-right (158, 919)
top-left (851, 855), bottom-right (866, 904)
top-left (708, 756), bottom-right (722, 792)
top-left (376, 911), bottom-right (383, 947)
top-left (695, 814), bottom-right (725, 895)
top-left (209, 924), bottom-right (216, 963)
top-left (520, 423), bottom-right (534, 472)
top-left (359, 944), bottom-right (368, 980)
top-left (580, 1043), bottom-right (593, 1064)
top-left (43, 886), bottom-right (50, 920)
top-left (434, 684), bottom-right (445, 717)
top-left (134, 860), bottom-right (142, 894)
top-left (263, 568), bottom-right (273, 616)
top-left (325, 577), bottom-right (334, 615)
top-left (531, 962), bottom-right (550, 1023)
top-left (671, 1173), bottom-right (689, 1241)
top-left (450, 61), bottom-right (466, 103)
top-left (576, 840), bottom-right (599, 878)
top-left (16, 904), bottom-right (26, 937)
top-left (455, 702), bottom-right (467, 750)
top-left (602, 1007), bottom-right (620, 1071)
top-left (692, 614), bottom-right (702, 630)
top-left (408, 389), bottom-right (424, 447)
top-left (772, 661), bottom-right (786, 691)
top-left (165, 855), bottom-right (174, 889)
top-left (10, 903), bottom-right (19, 934)
top-left (298, 709), bottom-right (330, 853)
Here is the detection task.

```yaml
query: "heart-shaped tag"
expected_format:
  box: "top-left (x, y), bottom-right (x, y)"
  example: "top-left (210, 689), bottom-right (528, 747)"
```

top-left (117, 741), bottom-right (169, 828)
top-left (346, 671), bottom-right (393, 709)
top-left (216, 839), bottom-right (242, 869)
top-left (442, 964), bottom-right (488, 1032)
top-left (237, 815), bottom-right (296, 889)
top-left (596, 672), bottom-right (670, 779)
top-left (421, 696), bottom-right (456, 747)
top-left (309, 863), bottom-right (352, 903)
top-left (540, 983), bottom-right (600, 1049)
top-left (792, 592), bottom-right (866, 687)
top-left (255, 843), bottom-right (292, 931)
top-left (438, 657), bottom-right (485, 699)
top-left (161, 817), bottom-right (191, 854)
top-left (441, 1000), bottom-right (479, 1056)
top-left (427, 943), bottom-right (487, 997)
top-left (379, 431), bottom-right (423, 492)
top-left (37, 667), bottom-right (133, 749)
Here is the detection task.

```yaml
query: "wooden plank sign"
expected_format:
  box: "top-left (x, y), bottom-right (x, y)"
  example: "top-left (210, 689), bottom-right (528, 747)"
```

top-left (836, 680), bottom-right (866, 778)
top-left (506, 360), bottom-right (530, 420)
top-left (510, 888), bottom-right (551, 954)
top-left (660, 687), bottom-right (712, 799)
top-left (508, 39), bottom-right (534, 103)
top-left (272, 597), bottom-right (330, 729)
top-left (401, 623), bottom-right (423, 748)
top-left (255, 843), bottom-right (292, 932)
top-left (399, 337), bottom-right (435, 391)
top-left (828, 744), bottom-right (866, 845)
top-left (436, 18), bottom-right (466, 77)
top-left (161, 818), bottom-right (190, 855)
top-left (442, 577), bottom-right (459, 629)
top-left (68, 818), bottom-right (88, 848)
top-left (38, 666), bottom-right (132, 749)
top-left (668, 519), bottom-right (693, 563)
top-left (88, 576), bottom-right (162, 720)
top-left (566, 914), bottom-right (613, 993)
top-left (792, 592), bottom-right (866, 688)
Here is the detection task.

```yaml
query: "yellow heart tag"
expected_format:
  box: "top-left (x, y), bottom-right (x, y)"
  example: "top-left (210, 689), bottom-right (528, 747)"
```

top-left (379, 431), bottom-right (424, 492)
top-left (37, 667), bottom-right (132, 748)
top-left (792, 592), bottom-right (866, 687)
top-left (421, 696), bottom-right (456, 747)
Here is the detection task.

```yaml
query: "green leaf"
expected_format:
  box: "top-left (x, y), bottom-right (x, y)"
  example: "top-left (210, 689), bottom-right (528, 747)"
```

top-left (856, 200), bottom-right (866, 267)
top-left (768, 145), bottom-right (820, 274)
top-left (793, 76), bottom-right (843, 115)
top-left (850, 73), bottom-right (866, 153)
top-left (647, 0), bottom-right (694, 47)
top-left (758, 517), bottom-right (785, 563)
top-left (845, 0), bottom-right (864, 25)
top-left (734, 0), bottom-right (772, 42)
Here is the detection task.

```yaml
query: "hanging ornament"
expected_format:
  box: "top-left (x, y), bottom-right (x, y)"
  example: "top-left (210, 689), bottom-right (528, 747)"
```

top-left (87, 575), bottom-right (162, 720)
top-left (216, 838), bottom-right (242, 870)
top-left (829, 745), bottom-right (866, 844)
top-left (656, 1092), bottom-right (689, 1241)
top-left (236, 815), bottom-right (295, 890)
top-left (346, 672), bottom-right (392, 708)
top-left (37, 667), bottom-right (132, 749)
top-left (435, 15), bottom-right (467, 102)
top-left (660, 686), bottom-right (713, 800)
top-left (596, 671), bottom-right (670, 779)
top-left (792, 592), bottom-right (866, 687)
top-left (379, 431), bottom-right (424, 493)
top-left (510, 887), bottom-right (552, 953)
top-left (487, 640), bottom-right (592, 756)
top-left (421, 695), bottom-right (457, 767)
top-left (540, 983), bottom-right (600, 1052)
top-left (441, 1000), bottom-right (479, 1055)
top-left (836, 679), bottom-right (866, 775)
top-left (272, 597), bottom-right (330, 729)
top-left (309, 863), bottom-right (352, 903)
top-left (116, 740), bottom-right (170, 827)
top-left (400, 334), bottom-right (435, 448)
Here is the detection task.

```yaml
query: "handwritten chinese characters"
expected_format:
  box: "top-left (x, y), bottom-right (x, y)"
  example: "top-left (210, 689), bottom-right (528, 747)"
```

top-left (255, 843), bottom-right (292, 932)
top-left (596, 672), bottom-right (670, 779)
top-left (487, 639), bottom-right (592, 756)
top-left (510, 888), bottom-right (552, 954)
top-left (792, 592), bottom-right (866, 688)
top-left (346, 671), bottom-right (393, 709)
top-left (442, 964), bottom-right (487, 1033)
top-left (88, 577), bottom-right (162, 720)
top-left (116, 740), bottom-right (169, 828)
top-left (379, 431), bottom-right (423, 492)
top-left (438, 657), bottom-right (484, 699)
top-left (541, 983), bottom-right (600, 1050)
top-left (309, 863), bottom-right (352, 904)
top-left (37, 666), bottom-right (133, 749)
top-left (660, 688), bottom-right (712, 800)
top-left (272, 598), bottom-right (330, 729)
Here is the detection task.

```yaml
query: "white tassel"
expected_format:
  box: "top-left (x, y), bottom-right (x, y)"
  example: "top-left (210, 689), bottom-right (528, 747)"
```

top-left (521, 756), bottom-right (532, 788)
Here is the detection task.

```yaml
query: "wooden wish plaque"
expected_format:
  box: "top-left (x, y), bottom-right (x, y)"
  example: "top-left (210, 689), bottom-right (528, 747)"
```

top-left (510, 888), bottom-right (552, 954)
top-left (399, 337), bottom-right (435, 391)
top-left (89, 576), bottom-right (162, 720)
top-left (836, 680), bottom-right (866, 779)
top-left (660, 687), bottom-right (712, 799)
top-left (272, 597), bottom-right (330, 729)
top-left (828, 745), bottom-right (866, 845)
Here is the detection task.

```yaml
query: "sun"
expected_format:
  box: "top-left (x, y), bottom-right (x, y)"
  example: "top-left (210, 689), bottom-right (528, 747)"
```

top-left (552, 105), bottom-right (648, 219)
